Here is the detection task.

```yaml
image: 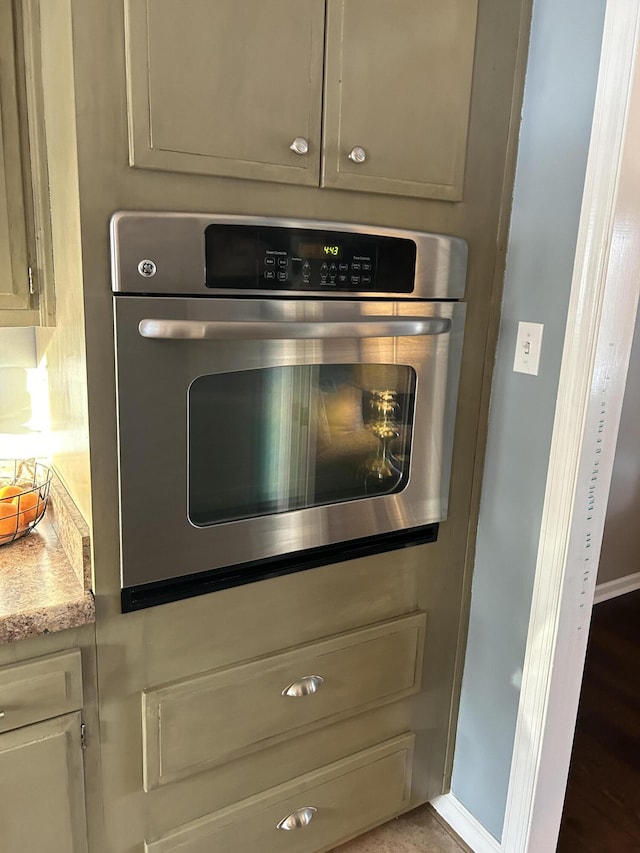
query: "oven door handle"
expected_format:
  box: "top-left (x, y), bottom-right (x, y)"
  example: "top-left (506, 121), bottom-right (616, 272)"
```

top-left (137, 317), bottom-right (452, 340)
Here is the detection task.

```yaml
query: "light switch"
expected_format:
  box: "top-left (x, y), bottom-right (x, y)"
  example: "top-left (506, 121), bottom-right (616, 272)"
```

top-left (513, 321), bottom-right (544, 375)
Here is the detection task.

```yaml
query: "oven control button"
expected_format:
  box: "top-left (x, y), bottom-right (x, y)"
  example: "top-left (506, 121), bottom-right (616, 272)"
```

top-left (264, 256), bottom-right (276, 266)
top-left (264, 270), bottom-right (276, 279)
top-left (320, 274), bottom-right (328, 283)
top-left (320, 262), bottom-right (328, 273)
top-left (278, 258), bottom-right (288, 268)
top-left (303, 261), bottom-right (311, 272)
top-left (329, 274), bottom-right (337, 282)
top-left (363, 263), bottom-right (372, 271)
top-left (137, 259), bottom-right (157, 277)
top-left (351, 275), bottom-right (361, 285)
top-left (362, 275), bottom-right (372, 285)
top-left (351, 262), bottom-right (361, 271)
top-left (339, 263), bottom-right (348, 271)
top-left (277, 271), bottom-right (287, 282)
top-left (338, 274), bottom-right (348, 283)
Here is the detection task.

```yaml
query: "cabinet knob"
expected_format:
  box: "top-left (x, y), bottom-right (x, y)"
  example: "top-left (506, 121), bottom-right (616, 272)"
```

top-left (281, 674), bottom-right (325, 697)
top-left (348, 146), bottom-right (367, 164)
top-left (276, 806), bottom-right (317, 831)
top-left (289, 137), bottom-right (309, 155)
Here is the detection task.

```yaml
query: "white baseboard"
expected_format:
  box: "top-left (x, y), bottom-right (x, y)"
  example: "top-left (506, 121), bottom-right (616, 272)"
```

top-left (431, 793), bottom-right (501, 853)
top-left (594, 570), bottom-right (640, 604)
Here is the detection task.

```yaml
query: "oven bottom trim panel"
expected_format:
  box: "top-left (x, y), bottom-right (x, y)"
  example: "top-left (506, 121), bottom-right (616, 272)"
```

top-left (121, 523), bottom-right (438, 612)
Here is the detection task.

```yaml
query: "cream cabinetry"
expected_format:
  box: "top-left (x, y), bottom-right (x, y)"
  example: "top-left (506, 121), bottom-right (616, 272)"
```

top-left (0, 650), bottom-right (88, 852)
top-left (125, 0), bottom-right (478, 200)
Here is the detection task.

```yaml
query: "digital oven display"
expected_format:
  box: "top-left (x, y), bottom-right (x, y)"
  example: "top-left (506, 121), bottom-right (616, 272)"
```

top-left (297, 242), bottom-right (343, 259)
top-left (205, 224), bottom-right (416, 294)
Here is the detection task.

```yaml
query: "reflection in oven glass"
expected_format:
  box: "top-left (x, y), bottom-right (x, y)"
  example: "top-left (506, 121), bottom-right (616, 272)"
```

top-left (188, 364), bottom-right (416, 527)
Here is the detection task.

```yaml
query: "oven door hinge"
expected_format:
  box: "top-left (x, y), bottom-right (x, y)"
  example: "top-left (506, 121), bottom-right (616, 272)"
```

top-left (80, 722), bottom-right (87, 750)
top-left (28, 266), bottom-right (36, 295)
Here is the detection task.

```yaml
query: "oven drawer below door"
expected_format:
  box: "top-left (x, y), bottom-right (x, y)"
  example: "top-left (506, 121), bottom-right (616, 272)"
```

top-left (142, 612), bottom-right (425, 790)
top-left (144, 733), bottom-right (414, 853)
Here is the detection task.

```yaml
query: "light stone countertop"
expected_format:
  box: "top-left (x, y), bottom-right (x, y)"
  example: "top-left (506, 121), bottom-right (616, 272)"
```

top-left (0, 476), bottom-right (94, 644)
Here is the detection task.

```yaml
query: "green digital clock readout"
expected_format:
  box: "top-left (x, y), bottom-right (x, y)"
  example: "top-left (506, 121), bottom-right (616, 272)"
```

top-left (298, 242), bottom-right (343, 260)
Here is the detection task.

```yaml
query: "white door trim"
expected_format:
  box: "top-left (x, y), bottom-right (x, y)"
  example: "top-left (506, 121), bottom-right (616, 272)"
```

top-left (501, 2), bottom-right (640, 850)
top-left (432, 794), bottom-right (500, 853)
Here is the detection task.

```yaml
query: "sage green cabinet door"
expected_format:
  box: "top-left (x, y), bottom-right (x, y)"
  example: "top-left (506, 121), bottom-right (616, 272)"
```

top-left (0, 712), bottom-right (88, 852)
top-left (125, 0), bottom-right (325, 185)
top-left (0, 0), bottom-right (32, 319)
top-left (322, 0), bottom-right (478, 200)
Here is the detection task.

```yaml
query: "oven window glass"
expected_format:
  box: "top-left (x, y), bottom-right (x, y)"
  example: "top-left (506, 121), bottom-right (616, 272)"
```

top-left (188, 364), bottom-right (416, 526)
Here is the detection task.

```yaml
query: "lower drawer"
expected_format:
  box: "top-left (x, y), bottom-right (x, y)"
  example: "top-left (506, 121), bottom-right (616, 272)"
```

top-left (143, 612), bottom-right (425, 790)
top-left (145, 732), bottom-right (414, 853)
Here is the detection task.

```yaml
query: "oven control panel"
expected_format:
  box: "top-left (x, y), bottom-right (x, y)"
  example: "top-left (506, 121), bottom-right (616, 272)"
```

top-left (205, 223), bottom-right (416, 294)
top-left (110, 212), bottom-right (469, 300)
top-left (262, 249), bottom-right (374, 289)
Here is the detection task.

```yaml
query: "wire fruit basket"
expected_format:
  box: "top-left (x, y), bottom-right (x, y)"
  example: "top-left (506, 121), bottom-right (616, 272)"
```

top-left (0, 459), bottom-right (52, 546)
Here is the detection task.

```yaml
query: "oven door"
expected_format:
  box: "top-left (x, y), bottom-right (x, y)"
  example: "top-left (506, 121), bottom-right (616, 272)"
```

top-left (113, 297), bottom-right (465, 607)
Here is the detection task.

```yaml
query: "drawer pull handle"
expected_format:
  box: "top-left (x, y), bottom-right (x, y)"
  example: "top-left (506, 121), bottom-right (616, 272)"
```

top-left (276, 806), bottom-right (317, 831)
top-left (282, 675), bottom-right (325, 697)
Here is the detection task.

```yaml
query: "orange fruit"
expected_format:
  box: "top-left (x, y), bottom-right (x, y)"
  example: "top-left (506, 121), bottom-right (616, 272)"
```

top-left (0, 501), bottom-right (19, 538)
top-left (15, 490), bottom-right (42, 528)
top-left (0, 484), bottom-right (22, 502)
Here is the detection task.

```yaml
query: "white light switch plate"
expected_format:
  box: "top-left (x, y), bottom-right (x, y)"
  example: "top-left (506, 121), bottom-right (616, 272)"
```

top-left (513, 321), bottom-right (544, 375)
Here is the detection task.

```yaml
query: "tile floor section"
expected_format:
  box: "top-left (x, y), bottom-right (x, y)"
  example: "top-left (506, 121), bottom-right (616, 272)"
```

top-left (332, 805), bottom-right (470, 852)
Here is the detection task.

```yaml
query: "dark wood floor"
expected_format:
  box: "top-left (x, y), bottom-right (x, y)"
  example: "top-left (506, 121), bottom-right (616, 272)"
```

top-left (557, 589), bottom-right (640, 852)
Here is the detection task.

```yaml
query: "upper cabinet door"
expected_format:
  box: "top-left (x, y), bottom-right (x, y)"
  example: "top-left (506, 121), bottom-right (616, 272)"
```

top-left (0, 0), bottom-right (32, 317)
top-left (125, 0), bottom-right (325, 186)
top-left (322, 0), bottom-right (478, 200)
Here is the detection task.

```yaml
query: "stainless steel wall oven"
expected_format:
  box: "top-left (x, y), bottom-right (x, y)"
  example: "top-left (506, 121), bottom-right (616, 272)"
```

top-left (111, 213), bottom-right (467, 610)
